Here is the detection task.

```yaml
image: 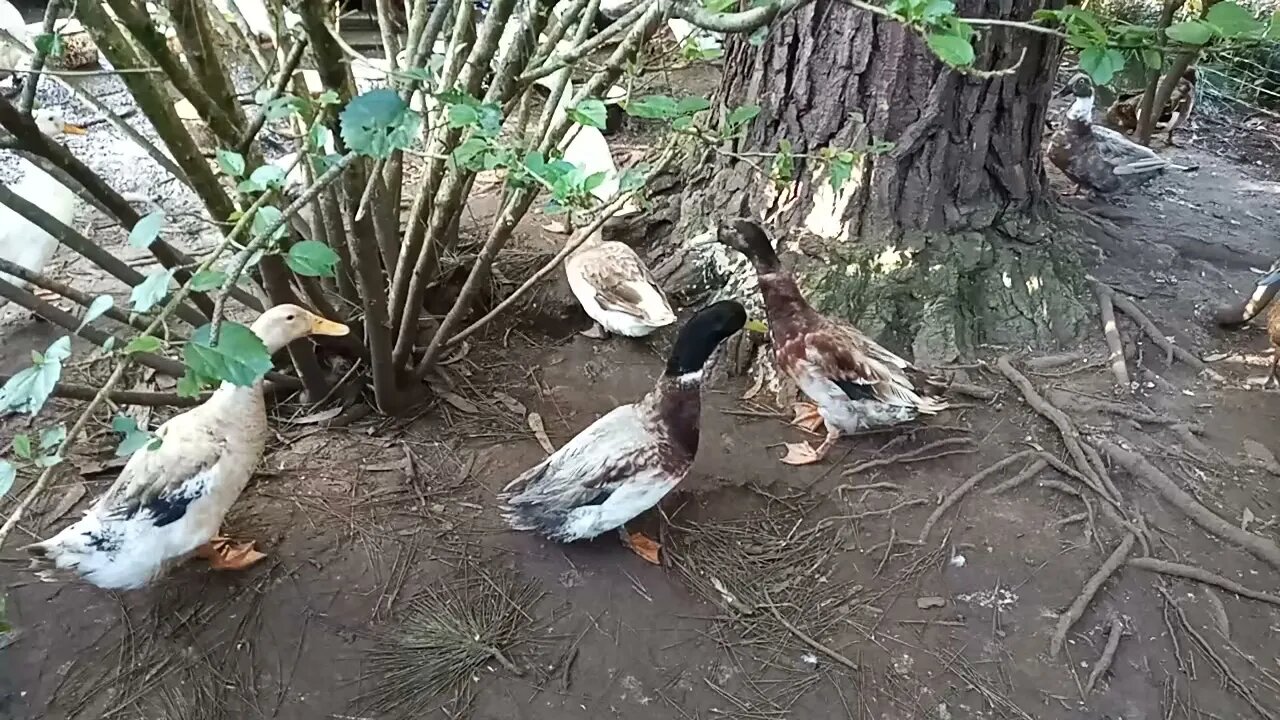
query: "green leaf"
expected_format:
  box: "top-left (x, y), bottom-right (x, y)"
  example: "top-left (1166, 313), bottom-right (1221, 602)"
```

top-left (34, 32), bottom-right (63, 58)
top-left (744, 319), bottom-right (768, 334)
top-left (340, 88), bottom-right (423, 159)
top-left (189, 269), bottom-right (227, 292)
top-left (78, 295), bottom-right (113, 331)
top-left (828, 150), bottom-right (857, 193)
top-left (1165, 20), bottom-right (1213, 45)
top-left (453, 137), bottom-right (491, 170)
top-left (128, 211), bottom-right (166, 249)
top-left (1268, 10), bottom-right (1280, 40)
top-left (308, 123), bottom-right (331, 152)
top-left (676, 97), bottom-right (712, 115)
top-left (447, 103), bottom-right (479, 128)
top-left (184, 322), bottom-right (273, 388)
top-left (0, 460), bottom-right (14, 497)
top-left (251, 205), bottom-right (286, 241)
top-left (748, 26), bottom-right (769, 46)
top-left (920, 0), bottom-right (956, 23)
top-left (12, 434), bottom-right (32, 460)
top-left (177, 373), bottom-right (204, 398)
top-left (216, 149), bottom-right (246, 178)
top-left (625, 95), bottom-right (680, 119)
top-left (39, 424), bottom-right (65, 451)
top-left (123, 335), bottom-right (163, 355)
top-left (316, 89), bottom-right (341, 106)
top-left (569, 99), bottom-right (608, 129)
top-left (111, 415), bottom-right (155, 457)
top-left (263, 94), bottom-right (304, 120)
top-left (1078, 46), bottom-right (1125, 85)
top-left (1206, 1), bottom-right (1261, 37)
top-left (618, 166), bottom-right (647, 193)
top-left (925, 31), bottom-right (974, 67)
top-left (244, 164), bottom-right (287, 192)
top-left (772, 138), bottom-right (794, 185)
top-left (1141, 48), bottom-right (1162, 70)
top-left (726, 104), bottom-right (761, 128)
top-left (0, 336), bottom-right (71, 415)
top-left (286, 241), bottom-right (339, 277)
top-left (701, 0), bottom-right (736, 10)
top-left (34, 454), bottom-right (62, 468)
top-left (130, 268), bottom-right (175, 313)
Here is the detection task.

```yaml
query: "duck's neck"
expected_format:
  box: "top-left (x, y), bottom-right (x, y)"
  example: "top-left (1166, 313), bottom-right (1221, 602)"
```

top-left (647, 373), bottom-right (702, 461)
top-left (757, 269), bottom-right (817, 330)
top-left (206, 379), bottom-right (266, 409)
top-left (1066, 94), bottom-right (1094, 124)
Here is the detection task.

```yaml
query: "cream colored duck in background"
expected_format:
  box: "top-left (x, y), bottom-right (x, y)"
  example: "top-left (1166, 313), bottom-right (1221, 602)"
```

top-left (25, 305), bottom-right (350, 590)
top-left (565, 227), bottom-right (676, 339)
top-left (0, 108), bottom-right (86, 301)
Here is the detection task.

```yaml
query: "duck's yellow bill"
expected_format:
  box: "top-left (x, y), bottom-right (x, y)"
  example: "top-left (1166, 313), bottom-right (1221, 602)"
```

top-left (308, 315), bottom-right (350, 336)
top-left (62, 123), bottom-right (87, 136)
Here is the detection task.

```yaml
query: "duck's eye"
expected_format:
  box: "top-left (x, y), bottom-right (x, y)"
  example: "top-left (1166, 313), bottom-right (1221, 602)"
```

top-left (286, 314), bottom-right (296, 321)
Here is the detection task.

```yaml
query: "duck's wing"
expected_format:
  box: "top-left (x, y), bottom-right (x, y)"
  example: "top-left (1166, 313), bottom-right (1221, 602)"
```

top-left (801, 320), bottom-right (946, 411)
top-left (1092, 125), bottom-right (1166, 167)
top-left (501, 404), bottom-right (659, 510)
top-left (575, 244), bottom-right (673, 322)
top-left (96, 420), bottom-right (228, 524)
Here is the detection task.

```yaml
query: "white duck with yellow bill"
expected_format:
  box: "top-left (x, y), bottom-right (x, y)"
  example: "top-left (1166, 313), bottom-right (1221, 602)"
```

top-left (25, 305), bottom-right (350, 590)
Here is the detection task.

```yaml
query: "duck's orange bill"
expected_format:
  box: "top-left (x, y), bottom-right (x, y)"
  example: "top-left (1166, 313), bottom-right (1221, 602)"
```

top-left (61, 123), bottom-right (87, 136)
top-left (308, 315), bottom-right (350, 336)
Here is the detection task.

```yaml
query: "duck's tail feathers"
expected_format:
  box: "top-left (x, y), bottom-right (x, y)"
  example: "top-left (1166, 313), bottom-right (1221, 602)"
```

top-left (905, 367), bottom-right (951, 415)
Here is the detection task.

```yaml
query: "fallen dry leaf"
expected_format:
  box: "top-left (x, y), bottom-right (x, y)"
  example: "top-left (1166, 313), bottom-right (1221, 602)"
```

top-left (289, 406), bottom-right (344, 425)
top-left (528, 412), bottom-right (555, 454)
top-left (493, 391), bottom-right (527, 417)
top-left (441, 391), bottom-right (480, 414)
top-left (916, 596), bottom-right (947, 609)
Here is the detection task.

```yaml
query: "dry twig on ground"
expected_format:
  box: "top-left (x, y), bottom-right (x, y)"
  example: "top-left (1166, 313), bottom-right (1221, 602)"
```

top-left (1084, 616), bottom-right (1125, 694)
top-left (1128, 557), bottom-right (1280, 607)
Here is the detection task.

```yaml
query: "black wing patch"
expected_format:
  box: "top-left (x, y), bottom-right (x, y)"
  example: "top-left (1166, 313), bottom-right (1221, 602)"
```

top-left (834, 379), bottom-right (877, 402)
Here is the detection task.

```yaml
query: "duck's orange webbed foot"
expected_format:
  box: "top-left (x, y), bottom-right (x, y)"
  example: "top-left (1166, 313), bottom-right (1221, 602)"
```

top-left (194, 535), bottom-right (267, 571)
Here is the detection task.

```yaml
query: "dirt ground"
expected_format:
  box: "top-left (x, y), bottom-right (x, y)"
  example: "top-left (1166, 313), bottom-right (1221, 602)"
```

top-left (3, 54), bottom-right (1280, 720)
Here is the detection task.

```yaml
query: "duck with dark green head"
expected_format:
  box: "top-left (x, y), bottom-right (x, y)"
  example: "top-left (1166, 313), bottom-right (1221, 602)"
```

top-left (500, 300), bottom-right (746, 564)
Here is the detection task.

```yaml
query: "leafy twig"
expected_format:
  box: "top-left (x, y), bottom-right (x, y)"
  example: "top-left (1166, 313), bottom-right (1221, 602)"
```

top-left (0, 257), bottom-right (150, 333)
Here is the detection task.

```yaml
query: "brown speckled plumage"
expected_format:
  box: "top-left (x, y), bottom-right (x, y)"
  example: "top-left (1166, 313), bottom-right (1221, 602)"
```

top-left (1104, 69), bottom-right (1197, 143)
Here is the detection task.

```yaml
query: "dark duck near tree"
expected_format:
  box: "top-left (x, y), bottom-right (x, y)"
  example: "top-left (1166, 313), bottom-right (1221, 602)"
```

top-left (1046, 73), bottom-right (1196, 197)
top-left (716, 219), bottom-right (948, 465)
top-left (499, 300), bottom-right (747, 564)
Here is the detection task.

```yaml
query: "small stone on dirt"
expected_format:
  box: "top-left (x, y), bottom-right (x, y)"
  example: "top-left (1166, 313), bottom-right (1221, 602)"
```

top-left (916, 596), bottom-right (947, 609)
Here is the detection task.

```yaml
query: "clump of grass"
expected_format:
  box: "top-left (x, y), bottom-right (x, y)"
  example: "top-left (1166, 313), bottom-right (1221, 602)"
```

top-left (357, 563), bottom-right (545, 718)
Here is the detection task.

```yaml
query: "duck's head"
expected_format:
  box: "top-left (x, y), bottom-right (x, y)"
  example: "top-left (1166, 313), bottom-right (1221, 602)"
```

top-left (665, 300), bottom-right (747, 380)
top-left (1056, 73), bottom-right (1094, 99)
top-left (251, 304), bottom-right (350, 353)
top-left (716, 218), bottom-right (780, 273)
top-left (33, 108), bottom-right (87, 139)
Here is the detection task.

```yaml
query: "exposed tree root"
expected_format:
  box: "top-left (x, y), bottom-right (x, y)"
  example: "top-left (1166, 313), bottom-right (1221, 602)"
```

top-left (1084, 616), bottom-right (1125, 695)
top-left (1094, 283), bottom-right (1131, 390)
top-left (840, 437), bottom-right (976, 477)
top-left (1100, 441), bottom-right (1280, 571)
top-left (1048, 391), bottom-right (1203, 433)
top-left (1128, 557), bottom-right (1280, 607)
top-left (1093, 280), bottom-right (1225, 382)
top-left (917, 450), bottom-right (1035, 544)
top-left (1050, 533), bottom-right (1136, 659)
top-left (997, 356), bottom-right (1104, 497)
top-left (987, 457), bottom-right (1048, 495)
top-left (1025, 351), bottom-right (1089, 371)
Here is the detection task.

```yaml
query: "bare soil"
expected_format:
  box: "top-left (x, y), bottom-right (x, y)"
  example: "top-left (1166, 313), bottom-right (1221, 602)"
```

top-left (4, 63), bottom-right (1280, 720)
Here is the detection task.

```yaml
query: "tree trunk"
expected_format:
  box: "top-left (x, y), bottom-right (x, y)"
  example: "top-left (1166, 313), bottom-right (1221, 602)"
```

top-left (655, 0), bottom-right (1090, 364)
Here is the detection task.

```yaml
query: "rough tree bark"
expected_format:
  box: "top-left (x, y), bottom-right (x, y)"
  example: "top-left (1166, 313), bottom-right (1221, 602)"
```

top-left (653, 0), bottom-right (1090, 364)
